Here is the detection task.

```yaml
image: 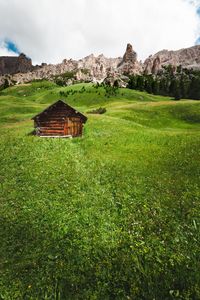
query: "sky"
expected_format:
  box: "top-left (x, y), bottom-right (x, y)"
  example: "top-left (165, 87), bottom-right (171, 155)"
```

top-left (0, 0), bottom-right (200, 65)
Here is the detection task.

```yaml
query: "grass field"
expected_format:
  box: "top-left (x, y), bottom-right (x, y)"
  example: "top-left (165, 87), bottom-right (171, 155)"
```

top-left (0, 81), bottom-right (200, 299)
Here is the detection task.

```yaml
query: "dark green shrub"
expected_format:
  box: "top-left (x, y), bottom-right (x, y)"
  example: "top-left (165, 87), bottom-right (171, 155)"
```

top-left (87, 107), bottom-right (107, 114)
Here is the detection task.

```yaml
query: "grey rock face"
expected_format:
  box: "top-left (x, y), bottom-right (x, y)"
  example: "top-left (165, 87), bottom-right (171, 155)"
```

top-left (144, 45), bottom-right (200, 74)
top-left (122, 43), bottom-right (137, 63)
top-left (118, 43), bottom-right (143, 75)
top-left (0, 53), bottom-right (33, 75)
top-left (77, 53), bottom-right (122, 80)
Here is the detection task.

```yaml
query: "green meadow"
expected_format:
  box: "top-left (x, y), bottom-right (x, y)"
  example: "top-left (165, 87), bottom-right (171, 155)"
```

top-left (0, 81), bottom-right (200, 299)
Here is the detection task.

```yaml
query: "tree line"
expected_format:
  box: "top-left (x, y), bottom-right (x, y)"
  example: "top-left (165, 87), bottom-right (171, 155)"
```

top-left (127, 65), bottom-right (200, 100)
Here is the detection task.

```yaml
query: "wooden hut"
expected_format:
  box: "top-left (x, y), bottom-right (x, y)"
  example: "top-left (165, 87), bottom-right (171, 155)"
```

top-left (32, 100), bottom-right (87, 137)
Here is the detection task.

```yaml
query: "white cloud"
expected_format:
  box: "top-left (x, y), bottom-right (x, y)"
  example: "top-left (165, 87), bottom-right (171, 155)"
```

top-left (0, 0), bottom-right (199, 64)
top-left (0, 41), bottom-right (18, 56)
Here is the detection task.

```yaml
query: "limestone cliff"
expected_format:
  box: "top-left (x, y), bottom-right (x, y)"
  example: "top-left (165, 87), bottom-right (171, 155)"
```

top-left (118, 43), bottom-right (142, 74)
top-left (144, 45), bottom-right (200, 74)
top-left (0, 44), bottom-right (142, 84)
top-left (0, 53), bottom-right (33, 75)
top-left (1, 44), bottom-right (200, 87)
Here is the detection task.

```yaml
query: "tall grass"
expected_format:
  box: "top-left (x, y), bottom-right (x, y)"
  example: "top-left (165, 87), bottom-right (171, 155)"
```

top-left (0, 82), bottom-right (200, 299)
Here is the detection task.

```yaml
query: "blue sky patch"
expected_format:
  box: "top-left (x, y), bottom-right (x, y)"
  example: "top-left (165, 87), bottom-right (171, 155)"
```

top-left (196, 6), bottom-right (200, 46)
top-left (195, 37), bottom-right (200, 45)
top-left (5, 40), bottom-right (20, 54)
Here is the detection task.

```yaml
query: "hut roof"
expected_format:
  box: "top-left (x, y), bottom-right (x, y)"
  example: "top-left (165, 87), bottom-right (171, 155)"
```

top-left (32, 100), bottom-right (87, 123)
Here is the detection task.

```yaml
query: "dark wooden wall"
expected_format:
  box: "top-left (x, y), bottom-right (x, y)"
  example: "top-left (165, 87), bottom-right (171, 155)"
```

top-left (35, 117), bottom-right (83, 137)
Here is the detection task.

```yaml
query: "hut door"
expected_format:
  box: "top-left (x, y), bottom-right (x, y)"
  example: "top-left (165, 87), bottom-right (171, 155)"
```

top-left (68, 118), bottom-right (73, 136)
top-left (64, 118), bottom-right (69, 135)
top-left (64, 118), bottom-right (73, 136)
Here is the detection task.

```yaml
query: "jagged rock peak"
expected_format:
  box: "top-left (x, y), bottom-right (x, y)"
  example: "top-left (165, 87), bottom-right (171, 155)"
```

top-left (117, 43), bottom-right (142, 75)
top-left (123, 43), bottom-right (137, 63)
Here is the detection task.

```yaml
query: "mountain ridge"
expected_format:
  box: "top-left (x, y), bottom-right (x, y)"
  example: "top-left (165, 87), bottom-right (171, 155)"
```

top-left (1, 43), bottom-right (200, 88)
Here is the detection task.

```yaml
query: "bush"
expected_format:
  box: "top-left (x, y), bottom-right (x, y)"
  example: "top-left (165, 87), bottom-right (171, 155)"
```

top-left (0, 79), bottom-right (10, 91)
top-left (54, 72), bottom-right (76, 86)
top-left (87, 107), bottom-right (107, 114)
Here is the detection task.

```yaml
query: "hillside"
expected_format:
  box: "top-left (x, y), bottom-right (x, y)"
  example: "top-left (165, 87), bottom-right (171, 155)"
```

top-left (0, 82), bottom-right (200, 299)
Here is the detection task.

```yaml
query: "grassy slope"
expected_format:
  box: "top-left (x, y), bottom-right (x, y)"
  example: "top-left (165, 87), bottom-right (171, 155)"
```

top-left (0, 82), bottom-right (200, 299)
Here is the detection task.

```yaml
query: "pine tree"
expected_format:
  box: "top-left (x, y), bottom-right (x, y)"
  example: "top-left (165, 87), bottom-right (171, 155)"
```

top-left (189, 77), bottom-right (200, 100)
top-left (145, 75), bottom-right (153, 94)
top-left (137, 76), bottom-right (145, 91)
top-left (152, 79), bottom-right (160, 95)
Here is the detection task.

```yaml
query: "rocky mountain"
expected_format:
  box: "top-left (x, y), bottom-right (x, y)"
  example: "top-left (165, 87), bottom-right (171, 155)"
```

top-left (77, 53), bottom-right (122, 80)
top-left (118, 43), bottom-right (143, 74)
top-left (0, 53), bottom-right (33, 75)
top-left (144, 45), bottom-right (200, 75)
top-left (0, 44), bottom-right (142, 87)
top-left (1, 44), bottom-right (200, 89)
